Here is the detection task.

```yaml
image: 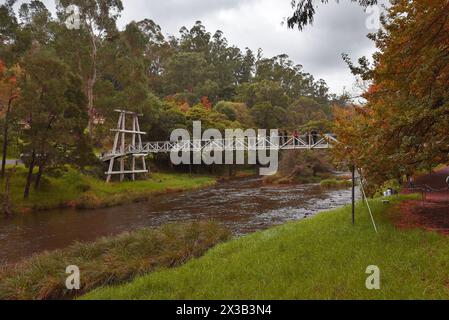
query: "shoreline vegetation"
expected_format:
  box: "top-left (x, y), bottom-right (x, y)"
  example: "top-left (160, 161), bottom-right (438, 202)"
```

top-left (0, 221), bottom-right (230, 300)
top-left (4, 191), bottom-right (448, 300)
top-left (319, 178), bottom-right (352, 190)
top-left (262, 150), bottom-right (337, 185)
top-left (1, 166), bottom-right (218, 215)
top-left (1, 164), bottom-right (343, 216)
top-left (81, 194), bottom-right (449, 300)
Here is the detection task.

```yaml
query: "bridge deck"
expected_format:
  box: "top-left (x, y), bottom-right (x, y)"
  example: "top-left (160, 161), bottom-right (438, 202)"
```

top-left (100, 134), bottom-right (337, 162)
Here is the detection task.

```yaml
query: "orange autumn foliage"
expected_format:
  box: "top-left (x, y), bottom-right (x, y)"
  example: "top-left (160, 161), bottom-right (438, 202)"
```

top-left (200, 96), bottom-right (212, 111)
top-left (0, 60), bottom-right (22, 116)
top-left (333, 0), bottom-right (449, 192)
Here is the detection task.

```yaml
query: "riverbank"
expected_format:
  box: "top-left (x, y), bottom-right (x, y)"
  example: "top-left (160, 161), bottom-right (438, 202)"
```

top-left (0, 221), bottom-right (230, 300)
top-left (0, 175), bottom-right (355, 266)
top-left (84, 194), bottom-right (449, 300)
top-left (4, 167), bottom-right (217, 214)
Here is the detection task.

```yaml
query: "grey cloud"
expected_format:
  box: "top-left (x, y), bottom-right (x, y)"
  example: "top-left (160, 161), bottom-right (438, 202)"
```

top-left (15, 0), bottom-right (381, 94)
top-left (119, 0), bottom-right (377, 93)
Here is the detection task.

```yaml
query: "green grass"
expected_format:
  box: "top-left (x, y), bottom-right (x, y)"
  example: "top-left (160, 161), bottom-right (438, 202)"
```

top-left (0, 221), bottom-right (230, 300)
top-left (83, 195), bottom-right (449, 300)
top-left (4, 167), bottom-right (216, 214)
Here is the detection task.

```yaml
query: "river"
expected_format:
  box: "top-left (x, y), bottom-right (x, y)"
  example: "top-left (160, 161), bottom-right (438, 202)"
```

top-left (0, 177), bottom-right (359, 265)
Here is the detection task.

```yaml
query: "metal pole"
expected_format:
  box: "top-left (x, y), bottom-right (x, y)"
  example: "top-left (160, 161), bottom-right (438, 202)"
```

top-left (352, 165), bottom-right (356, 225)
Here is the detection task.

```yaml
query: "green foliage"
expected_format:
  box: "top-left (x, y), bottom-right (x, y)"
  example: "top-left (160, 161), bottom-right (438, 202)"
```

top-left (186, 104), bottom-right (236, 132)
top-left (215, 101), bottom-right (254, 127)
top-left (214, 101), bottom-right (237, 121)
top-left (1, 0), bottom-right (343, 199)
top-left (250, 102), bottom-right (287, 129)
top-left (287, 96), bottom-right (330, 129)
top-left (16, 48), bottom-right (91, 183)
top-left (4, 166), bottom-right (216, 213)
top-left (236, 80), bottom-right (289, 108)
top-left (320, 178), bottom-right (352, 189)
top-left (373, 179), bottom-right (401, 198)
top-left (165, 52), bottom-right (209, 93)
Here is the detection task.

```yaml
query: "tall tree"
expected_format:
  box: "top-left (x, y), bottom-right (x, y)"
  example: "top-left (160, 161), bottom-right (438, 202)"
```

top-left (0, 61), bottom-right (21, 178)
top-left (17, 49), bottom-right (86, 198)
top-left (334, 0), bottom-right (449, 191)
top-left (0, 0), bottom-right (19, 64)
top-left (57, 0), bottom-right (123, 137)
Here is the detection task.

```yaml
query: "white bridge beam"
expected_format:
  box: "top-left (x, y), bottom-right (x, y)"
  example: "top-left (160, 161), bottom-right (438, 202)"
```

top-left (100, 134), bottom-right (338, 162)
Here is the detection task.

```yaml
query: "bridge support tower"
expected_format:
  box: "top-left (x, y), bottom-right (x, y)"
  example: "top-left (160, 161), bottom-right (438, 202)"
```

top-left (105, 110), bottom-right (148, 183)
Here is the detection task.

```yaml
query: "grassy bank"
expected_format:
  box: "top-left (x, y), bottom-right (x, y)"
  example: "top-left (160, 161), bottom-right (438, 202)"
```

top-left (4, 167), bottom-right (216, 214)
top-left (320, 178), bottom-right (352, 189)
top-left (263, 173), bottom-right (328, 185)
top-left (0, 221), bottom-right (230, 300)
top-left (83, 194), bottom-right (449, 300)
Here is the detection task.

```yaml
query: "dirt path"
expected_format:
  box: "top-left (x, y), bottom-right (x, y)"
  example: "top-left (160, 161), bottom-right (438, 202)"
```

top-left (394, 167), bottom-right (449, 234)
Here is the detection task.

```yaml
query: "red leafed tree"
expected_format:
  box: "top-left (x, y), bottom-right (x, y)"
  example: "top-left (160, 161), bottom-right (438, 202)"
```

top-left (0, 60), bottom-right (22, 178)
top-left (201, 96), bottom-right (212, 111)
top-left (334, 0), bottom-right (449, 192)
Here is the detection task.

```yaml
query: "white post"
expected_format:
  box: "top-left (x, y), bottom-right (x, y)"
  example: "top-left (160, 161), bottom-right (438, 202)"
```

top-left (131, 115), bottom-right (137, 181)
top-left (106, 112), bottom-right (123, 183)
top-left (135, 116), bottom-right (148, 173)
top-left (120, 113), bottom-right (126, 182)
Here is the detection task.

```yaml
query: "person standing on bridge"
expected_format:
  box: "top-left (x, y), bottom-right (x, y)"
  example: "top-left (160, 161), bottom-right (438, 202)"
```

top-left (311, 129), bottom-right (318, 145)
top-left (293, 130), bottom-right (299, 146)
top-left (281, 130), bottom-right (288, 145)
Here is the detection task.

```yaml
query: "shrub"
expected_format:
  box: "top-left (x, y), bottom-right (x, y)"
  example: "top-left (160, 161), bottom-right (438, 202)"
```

top-left (76, 182), bottom-right (91, 193)
top-left (75, 192), bottom-right (101, 209)
top-left (320, 179), bottom-right (352, 189)
top-left (374, 179), bottom-right (401, 198)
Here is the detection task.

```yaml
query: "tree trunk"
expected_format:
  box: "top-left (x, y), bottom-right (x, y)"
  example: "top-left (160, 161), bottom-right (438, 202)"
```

top-left (24, 151), bottom-right (36, 199)
top-left (87, 31), bottom-right (98, 138)
top-left (34, 163), bottom-right (44, 190)
top-left (1, 98), bottom-right (13, 179)
top-left (87, 77), bottom-right (95, 137)
top-left (3, 169), bottom-right (12, 217)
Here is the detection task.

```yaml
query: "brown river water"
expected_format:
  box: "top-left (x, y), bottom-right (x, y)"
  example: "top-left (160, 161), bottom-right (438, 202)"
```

top-left (0, 177), bottom-right (360, 265)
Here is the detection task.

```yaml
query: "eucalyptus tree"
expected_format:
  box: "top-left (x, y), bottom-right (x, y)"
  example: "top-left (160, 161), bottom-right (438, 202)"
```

top-left (56, 0), bottom-right (123, 137)
top-left (137, 19), bottom-right (173, 95)
top-left (238, 48), bottom-right (255, 84)
top-left (0, 0), bottom-right (19, 64)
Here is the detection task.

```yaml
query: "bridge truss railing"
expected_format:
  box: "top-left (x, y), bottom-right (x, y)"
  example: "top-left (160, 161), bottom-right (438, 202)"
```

top-left (102, 134), bottom-right (338, 158)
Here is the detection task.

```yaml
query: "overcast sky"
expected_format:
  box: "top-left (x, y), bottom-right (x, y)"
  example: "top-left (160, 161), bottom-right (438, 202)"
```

top-left (118, 0), bottom-right (380, 95)
top-left (17, 0), bottom-right (384, 94)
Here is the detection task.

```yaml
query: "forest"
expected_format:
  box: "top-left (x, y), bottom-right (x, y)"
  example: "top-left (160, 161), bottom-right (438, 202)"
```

top-left (0, 0), bottom-right (346, 200)
top-left (1, 0), bottom-right (449, 302)
top-left (1, 0), bottom-right (448, 199)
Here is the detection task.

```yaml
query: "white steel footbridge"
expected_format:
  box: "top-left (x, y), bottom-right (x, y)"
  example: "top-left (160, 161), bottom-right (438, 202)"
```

top-left (100, 110), bottom-right (338, 182)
